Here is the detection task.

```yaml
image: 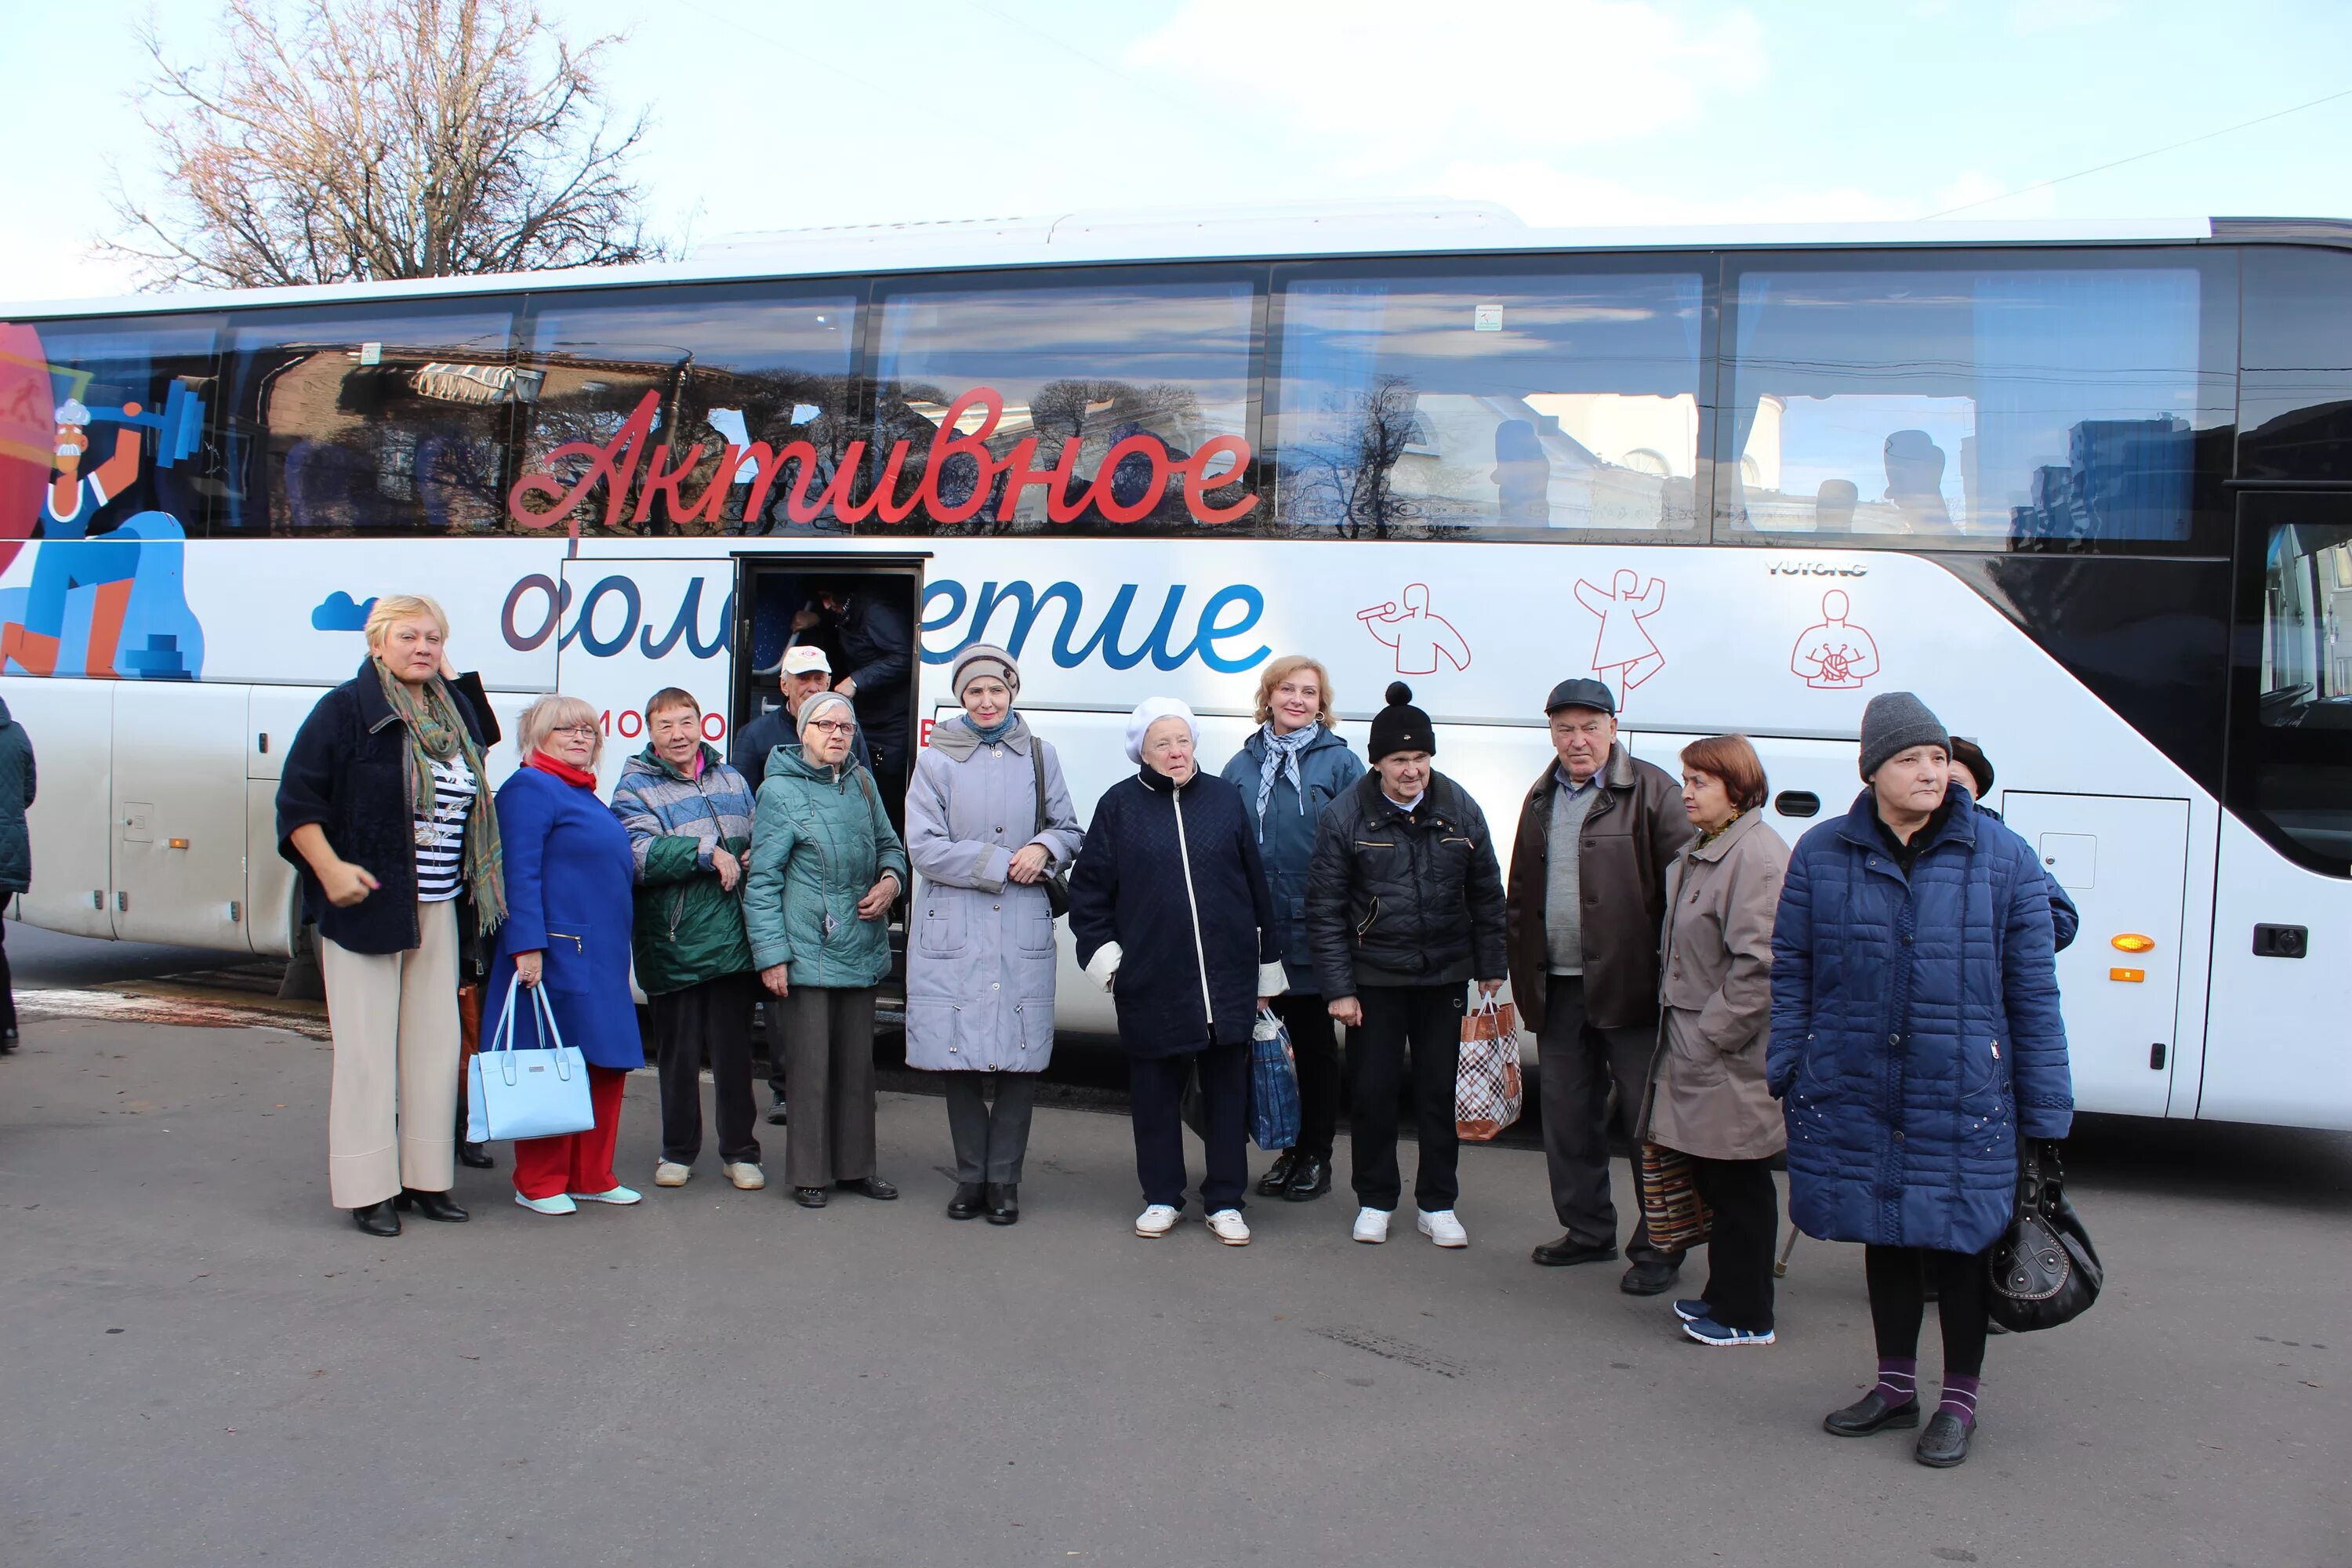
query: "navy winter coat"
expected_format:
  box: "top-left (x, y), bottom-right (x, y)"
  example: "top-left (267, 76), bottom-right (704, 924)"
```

top-left (1218, 724), bottom-right (1365, 989)
top-left (484, 765), bottom-right (644, 1073)
top-left (1769, 786), bottom-right (2074, 1255)
top-left (0, 697), bottom-right (34, 895)
top-left (1067, 766), bottom-right (1282, 1058)
top-left (275, 659), bottom-right (498, 956)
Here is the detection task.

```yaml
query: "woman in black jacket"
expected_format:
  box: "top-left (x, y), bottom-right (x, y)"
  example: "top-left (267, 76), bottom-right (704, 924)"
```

top-left (276, 594), bottom-right (505, 1237)
top-left (1069, 697), bottom-right (1284, 1246)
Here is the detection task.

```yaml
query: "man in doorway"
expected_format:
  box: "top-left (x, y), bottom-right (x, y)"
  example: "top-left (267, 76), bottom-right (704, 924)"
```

top-left (797, 582), bottom-right (912, 824)
top-left (1505, 677), bottom-right (1695, 1294)
top-left (732, 646), bottom-right (870, 798)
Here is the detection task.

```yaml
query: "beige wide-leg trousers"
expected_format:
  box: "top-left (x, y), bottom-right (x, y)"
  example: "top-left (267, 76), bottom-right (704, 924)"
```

top-left (321, 900), bottom-right (459, 1209)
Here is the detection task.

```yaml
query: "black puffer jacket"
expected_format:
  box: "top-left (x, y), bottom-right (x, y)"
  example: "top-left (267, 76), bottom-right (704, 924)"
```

top-left (0, 697), bottom-right (34, 895)
top-left (1305, 770), bottom-right (1508, 996)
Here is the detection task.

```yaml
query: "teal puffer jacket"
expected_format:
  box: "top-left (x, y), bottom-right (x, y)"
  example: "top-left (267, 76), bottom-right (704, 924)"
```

top-left (743, 745), bottom-right (910, 988)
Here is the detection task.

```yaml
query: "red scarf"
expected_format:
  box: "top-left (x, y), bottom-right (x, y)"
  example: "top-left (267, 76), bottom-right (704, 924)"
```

top-left (526, 750), bottom-right (597, 788)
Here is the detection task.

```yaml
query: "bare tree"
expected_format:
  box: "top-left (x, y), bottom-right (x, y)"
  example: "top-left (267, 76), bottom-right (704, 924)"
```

top-left (103, 0), bottom-right (662, 289)
top-left (1282, 374), bottom-right (1425, 538)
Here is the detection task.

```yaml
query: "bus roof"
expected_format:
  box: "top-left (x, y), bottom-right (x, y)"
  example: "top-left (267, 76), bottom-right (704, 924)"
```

top-left (8, 202), bottom-right (2346, 321)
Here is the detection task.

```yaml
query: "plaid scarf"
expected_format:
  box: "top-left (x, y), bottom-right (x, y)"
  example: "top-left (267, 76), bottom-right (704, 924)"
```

top-left (375, 660), bottom-right (506, 935)
top-left (1253, 720), bottom-right (1321, 841)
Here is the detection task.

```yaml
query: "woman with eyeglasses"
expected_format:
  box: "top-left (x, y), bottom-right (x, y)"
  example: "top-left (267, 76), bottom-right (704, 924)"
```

top-left (744, 691), bottom-right (912, 1209)
top-left (483, 696), bottom-right (647, 1215)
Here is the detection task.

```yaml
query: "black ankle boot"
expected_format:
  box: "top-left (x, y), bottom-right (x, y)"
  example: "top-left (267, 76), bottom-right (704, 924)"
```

top-left (457, 1141), bottom-right (495, 1170)
top-left (984, 1183), bottom-right (1019, 1225)
top-left (394, 1189), bottom-right (470, 1223)
top-left (351, 1200), bottom-right (401, 1237)
top-left (946, 1182), bottom-right (983, 1221)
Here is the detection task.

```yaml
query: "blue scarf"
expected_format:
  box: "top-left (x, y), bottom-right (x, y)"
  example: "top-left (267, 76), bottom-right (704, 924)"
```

top-left (1253, 721), bottom-right (1320, 840)
top-left (968, 713), bottom-right (1018, 746)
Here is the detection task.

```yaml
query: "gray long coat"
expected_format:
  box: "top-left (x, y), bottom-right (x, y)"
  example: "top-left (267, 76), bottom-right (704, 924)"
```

top-left (903, 716), bottom-right (1083, 1072)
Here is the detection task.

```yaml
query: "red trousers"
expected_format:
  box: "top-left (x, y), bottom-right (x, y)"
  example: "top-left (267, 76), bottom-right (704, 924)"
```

top-left (513, 1065), bottom-right (627, 1200)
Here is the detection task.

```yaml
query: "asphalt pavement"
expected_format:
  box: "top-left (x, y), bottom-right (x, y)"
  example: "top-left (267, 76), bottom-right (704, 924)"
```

top-left (1, 996), bottom-right (2348, 1566)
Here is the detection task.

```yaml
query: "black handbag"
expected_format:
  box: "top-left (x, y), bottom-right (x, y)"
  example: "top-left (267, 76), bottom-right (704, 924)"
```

top-left (1986, 1142), bottom-right (2103, 1333)
top-left (1028, 742), bottom-right (1071, 917)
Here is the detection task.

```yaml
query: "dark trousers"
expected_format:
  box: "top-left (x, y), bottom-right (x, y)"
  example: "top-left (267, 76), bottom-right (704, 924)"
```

top-left (776, 985), bottom-right (878, 1189)
top-left (1348, 983), bottom-right (1465, 1212)
top-left (0, 913), bottom-right (16, 1035)
top-left (942, 1071), bottom-right (1038, 1184)
top-left (1865, 1244), bottom-right (1991, 1378)
top-left (1128, 1042), bottom-right (1248, 1212)
top-left (1274, 992), bottom-right (1342, 1159)
top-left (1537, 975), bottom-right (1675, 1263)
top-left (1690, 1156), bottom-right (1779, 1331)
top-left (651, 972), bottom-right (760, 1166)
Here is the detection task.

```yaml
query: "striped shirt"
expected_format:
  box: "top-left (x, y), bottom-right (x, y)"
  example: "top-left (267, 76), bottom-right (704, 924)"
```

top-left (414, 756), bottom-right (477, 902)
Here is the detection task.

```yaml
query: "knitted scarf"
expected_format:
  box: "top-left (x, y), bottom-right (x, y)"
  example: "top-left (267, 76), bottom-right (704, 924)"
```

top-left (375, 661), bottom-right (506, 935)
top-left (1252, 721), bottom-right (1320, 840)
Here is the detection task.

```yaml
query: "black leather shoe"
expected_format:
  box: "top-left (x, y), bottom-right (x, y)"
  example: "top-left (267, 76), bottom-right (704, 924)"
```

top-left (767, 1095), bottom-right (789, 1126)
top-left (1822, 1389), bottom-right (1922, 1437)
top-left (946, 1182), bottom-right (983, 1221)
top-left (984, 1182), bottom-right (1019, 1225)
top-left (1620, 1257), bottom-right (1680, 1296)
top-left (792, 1186), bottom-right (829, 1209)
top-left (350, 1200), bottom-right (401, 1237)
top-left (1255, 1149), bottom-right (1301, 1197)
top-left (1915, 1411), bottom-right (1973, 1467)
top-left (0, 1027), bottom-right (18, 1052)
top-left (1284, 1153), bottom-right (1332, 1202)
top-left (839, 1176), bottom-right (899, 1201)
top-left (458, 1141), bottom-right (495, 1170)
top-left (1532, 1233), bottom-right (1620, 1267)
top-left (394, 1189), bottom-right (469, 1223)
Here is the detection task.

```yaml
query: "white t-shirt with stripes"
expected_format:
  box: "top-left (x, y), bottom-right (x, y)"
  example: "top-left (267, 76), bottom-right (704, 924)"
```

top-left (414, 756), bottom-right (477, 902)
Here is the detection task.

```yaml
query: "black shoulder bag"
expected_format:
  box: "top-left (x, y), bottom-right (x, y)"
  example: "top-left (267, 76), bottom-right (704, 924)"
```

top-left (1028, 742), bottom-right (1072, 917)
top-left (1986, 1141), bottom-right (2103, 1333)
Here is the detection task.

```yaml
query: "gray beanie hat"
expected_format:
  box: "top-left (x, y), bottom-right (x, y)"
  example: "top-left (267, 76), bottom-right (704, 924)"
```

top-left (951, 643), bottom-right (1020, 701)
top-left (1858, 691), bottom-right (1948, 779)
top-left (797, 690), bottom-right (855, 738)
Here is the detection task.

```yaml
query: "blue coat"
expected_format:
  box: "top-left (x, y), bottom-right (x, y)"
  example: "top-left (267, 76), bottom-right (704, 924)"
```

top-left (485, 766), bottom-right (645, 1072)
top-left (1067, 767), bottom-right (1282, 1058)
top-left (1769, 786), bottom-right (2073, 1254)
top-left (1219, 724), bottom-right (1365, 990)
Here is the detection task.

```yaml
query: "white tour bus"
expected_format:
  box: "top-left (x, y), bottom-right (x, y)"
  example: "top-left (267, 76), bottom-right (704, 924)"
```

top-left (2, 204), bottom-right (2346, 1129)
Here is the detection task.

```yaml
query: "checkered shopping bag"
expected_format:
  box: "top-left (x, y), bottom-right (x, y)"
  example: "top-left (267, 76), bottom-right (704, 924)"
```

top-left (1454, 995), bottom-right (1523, 1142)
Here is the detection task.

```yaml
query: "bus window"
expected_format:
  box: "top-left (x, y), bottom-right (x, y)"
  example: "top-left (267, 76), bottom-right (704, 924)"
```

top-left (2241, 246), bottom-right (2352, 483)
top-left (2, 314), bottom-right (220, 542)
top-left (2239, 513), bottom-right (2352, 872)
top-left (870, 269), bottom-right (1258, 535)
top-left (1726, 258), bottom-right (2230, 547)
top-left (220, 298), bottom-right (522, 535)
top-left (516, 284), bottom-right (859, 538)
top-left (1269, 263), bottom-right (1704, 539)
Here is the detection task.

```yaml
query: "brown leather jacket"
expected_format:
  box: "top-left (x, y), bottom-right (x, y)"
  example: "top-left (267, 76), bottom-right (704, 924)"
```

top-left (1504, 742), bottom-right (1693, 1033)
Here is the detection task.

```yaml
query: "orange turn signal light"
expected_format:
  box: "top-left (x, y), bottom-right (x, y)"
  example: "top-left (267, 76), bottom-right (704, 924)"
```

top-left (2111, 933), bottom-right (2157, 953)
top-left (2109, 967), bottom-right (2146, 983)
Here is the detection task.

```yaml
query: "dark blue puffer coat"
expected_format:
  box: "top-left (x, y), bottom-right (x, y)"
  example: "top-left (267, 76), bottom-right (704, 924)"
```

top-left (1768, 785), bottom-right (2073, 1255)
top-left (1067, 765), bottom-right (1281, 1058)
top-left (1219, 724), bottom-right (1365, 989)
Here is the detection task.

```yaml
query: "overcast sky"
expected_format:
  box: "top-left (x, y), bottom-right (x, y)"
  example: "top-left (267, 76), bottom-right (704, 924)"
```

top-left (5, 0), bottom-right (2351, 303)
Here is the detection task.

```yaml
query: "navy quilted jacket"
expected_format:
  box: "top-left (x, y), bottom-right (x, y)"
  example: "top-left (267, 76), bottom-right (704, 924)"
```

top-left (1768, 784), bottom-right (2074, 1254)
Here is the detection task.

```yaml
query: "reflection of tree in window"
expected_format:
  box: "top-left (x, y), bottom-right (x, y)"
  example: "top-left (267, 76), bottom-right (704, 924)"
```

top-left (1283, 373), bottom-right (1426, 539)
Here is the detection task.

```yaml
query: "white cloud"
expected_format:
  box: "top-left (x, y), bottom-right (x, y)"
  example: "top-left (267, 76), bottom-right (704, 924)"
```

top-left (1128, 0), bottom-right (1766, 162)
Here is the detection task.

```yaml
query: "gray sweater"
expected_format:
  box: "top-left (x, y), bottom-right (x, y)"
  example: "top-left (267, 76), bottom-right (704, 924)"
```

top-left (1544, 774), bottom-right (1599, 975)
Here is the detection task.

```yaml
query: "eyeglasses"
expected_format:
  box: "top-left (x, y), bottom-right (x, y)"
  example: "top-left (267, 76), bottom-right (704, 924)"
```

top-left (550, 724), bottom-right (598, 739)
top-left (805, 720), bottom-right (855, 736)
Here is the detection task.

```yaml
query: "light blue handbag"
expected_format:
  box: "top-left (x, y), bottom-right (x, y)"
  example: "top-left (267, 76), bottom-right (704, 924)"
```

top-left (466, 975), bottom-right (594, 1142)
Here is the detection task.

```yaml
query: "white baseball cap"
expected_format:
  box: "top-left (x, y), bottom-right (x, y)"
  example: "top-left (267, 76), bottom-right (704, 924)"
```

top-left (777, 645), bottom-right (832, 678)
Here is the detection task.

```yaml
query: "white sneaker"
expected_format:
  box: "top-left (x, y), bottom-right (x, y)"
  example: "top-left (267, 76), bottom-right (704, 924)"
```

top-left (723, 1161), bottom-right (766, 1191)
top-left (1134, 1203), bottom-right (1180, 1238)
top-left (1204, 1208), bottom-right (1252, 1246)
top-left (1352, 1206), bottom-right (1393, 1243)
top-left (1417, 1208), bottom-right (1468, 1247)
top-left (653, 1160), bottom-right (690, 1188)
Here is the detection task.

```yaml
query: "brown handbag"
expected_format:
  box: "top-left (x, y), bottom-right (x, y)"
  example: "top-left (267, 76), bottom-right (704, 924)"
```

top-left (1638, 1142), bottom-right (1715, 1253)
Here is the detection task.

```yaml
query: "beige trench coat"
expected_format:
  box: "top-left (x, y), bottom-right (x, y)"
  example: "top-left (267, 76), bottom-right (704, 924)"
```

top-left (1642, 808), bottom-right (1791, 1162)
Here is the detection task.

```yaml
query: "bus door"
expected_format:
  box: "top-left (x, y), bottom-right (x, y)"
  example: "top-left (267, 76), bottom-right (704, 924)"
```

top-left (2201, 494), bottom-right (2352, 1127)
top-left (110, 681), bottom-right (249, 948)
top-left (553, 559), bottom-right (738, 795)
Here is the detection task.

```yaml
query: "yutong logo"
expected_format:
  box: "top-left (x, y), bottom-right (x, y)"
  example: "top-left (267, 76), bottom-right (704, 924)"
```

top-left (506, 388), bottom-right (1258, 534)
top-left (1766, 561), bottom-right (1868, 578)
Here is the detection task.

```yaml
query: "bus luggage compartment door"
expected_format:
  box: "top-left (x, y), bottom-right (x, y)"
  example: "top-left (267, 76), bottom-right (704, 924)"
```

top-left (111, 681), bottom-right (250, 949)
top-left (1996, 792), bottom-right (2189, 1119)
top-left (554, 559), bottom-right (738, 793)
top-left (7, 677), bottom-right (116, 938)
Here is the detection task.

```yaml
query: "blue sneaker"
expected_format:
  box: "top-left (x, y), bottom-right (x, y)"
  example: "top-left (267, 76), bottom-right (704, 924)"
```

top-left (1683, 1316), bottom-right (1774, 1347)
top-left (1671, 1298), bottom-right (1712, 1323)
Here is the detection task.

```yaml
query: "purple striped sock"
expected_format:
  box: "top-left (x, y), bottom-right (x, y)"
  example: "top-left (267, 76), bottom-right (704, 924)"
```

top-left (1875, 1358), bottom-right (1918, 1404)
top-left (1937, 1374), bottom-right (1981, 1425)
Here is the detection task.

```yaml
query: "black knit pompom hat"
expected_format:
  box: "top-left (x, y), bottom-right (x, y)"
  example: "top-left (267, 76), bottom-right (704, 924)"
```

top-left (1367, 681), bottom-right (1436, 761)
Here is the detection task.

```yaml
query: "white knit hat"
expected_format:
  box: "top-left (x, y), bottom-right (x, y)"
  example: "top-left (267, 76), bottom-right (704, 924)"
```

top-left (1125, 696), bottom-right (1198, 764)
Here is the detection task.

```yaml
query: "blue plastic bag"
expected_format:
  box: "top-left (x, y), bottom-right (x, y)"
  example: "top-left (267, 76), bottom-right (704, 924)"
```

top-left (1249, 1008), bottom-right (1301, 1152)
